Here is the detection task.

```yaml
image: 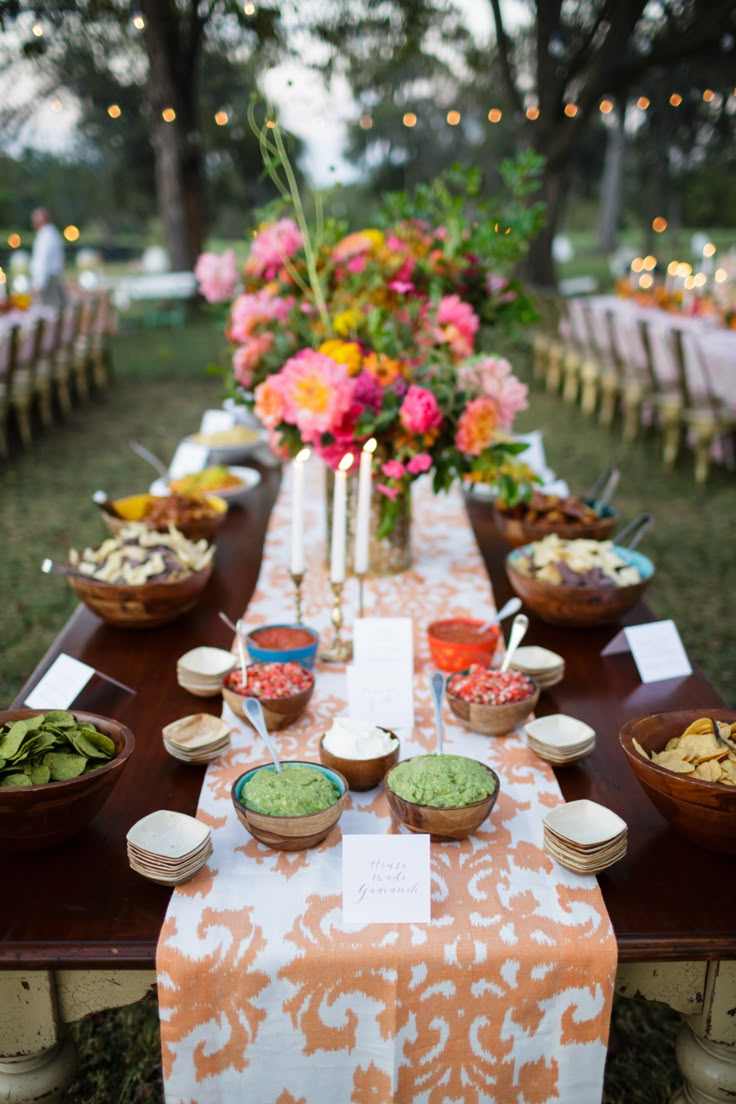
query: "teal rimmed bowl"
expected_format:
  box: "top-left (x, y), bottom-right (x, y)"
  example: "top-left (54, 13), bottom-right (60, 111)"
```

top-left (231, 761), bottom-right (348, 851)
top-left (506, 542), bottom-right (654, 627)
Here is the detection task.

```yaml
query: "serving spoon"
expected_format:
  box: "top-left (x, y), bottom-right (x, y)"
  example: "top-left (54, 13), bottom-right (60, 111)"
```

top-left (244, 697), bottom-right (283, 773)
top-left (430, 670), bottom-right (446, 756)
top-left (500, 613), bottom-right (530, 673)
top-left (475, 596), bottom-right (522, 635)
top-left (92, 490), bottom-right (125, 519)
top-left (129, 439), bottom-right (169, 480)
top-left (41, 559), bottom-right (116, 586)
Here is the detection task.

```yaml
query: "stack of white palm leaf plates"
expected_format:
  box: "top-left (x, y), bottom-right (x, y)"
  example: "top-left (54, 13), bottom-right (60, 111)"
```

top-left (525, 714), bottom-right (596, 765)
top-left (509, 646), bottom-right (565, 689)
top-left (126, 810), bottom-right (212, 885)
top-left (177, 646), bottom-right (236, 697)
top-left (163, 714), bottom-right (233, 764)
top-left (543, 800), bottom-right (627, 874)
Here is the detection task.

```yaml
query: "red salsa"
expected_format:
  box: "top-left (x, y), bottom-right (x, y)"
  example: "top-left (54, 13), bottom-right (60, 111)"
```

top-left (430, 619), bottom-right (498, 645)
top-left (448, 664), bottom-right (535, 705)
top-left (250, 626), bottom-right (315, 650)
top-left (224, 662), bottom-right (314, 700)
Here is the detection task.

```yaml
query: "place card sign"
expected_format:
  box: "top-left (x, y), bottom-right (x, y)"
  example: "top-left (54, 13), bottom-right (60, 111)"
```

top-left (347, 618), bottom-right (414, 732)
top-left (199, 408), bottom-right (235, 435)
top-left (342, 834), bottom-right (431, 925)
top-left (24, 653), bottom-right (136, 717)
top-left (602, 619), bottom-right (692, 684)
top-left (167, 441), bottom-right (209, 480)
top-left (624, 620), bottom-right (692, 684)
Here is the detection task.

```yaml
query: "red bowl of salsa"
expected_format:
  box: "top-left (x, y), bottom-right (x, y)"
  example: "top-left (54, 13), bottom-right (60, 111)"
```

top-left (427, 618), bottom-right (501, 673)
top-left (245, 623), bottom-right (319, 669)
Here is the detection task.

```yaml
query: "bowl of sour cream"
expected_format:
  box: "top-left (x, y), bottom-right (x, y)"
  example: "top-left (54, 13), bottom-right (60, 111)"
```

top-left (319, 717), bottom-right (400, 791)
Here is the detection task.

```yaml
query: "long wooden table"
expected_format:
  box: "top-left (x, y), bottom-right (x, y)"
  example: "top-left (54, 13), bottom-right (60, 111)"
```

top-left (3, 468), bottom-right (734, 1103)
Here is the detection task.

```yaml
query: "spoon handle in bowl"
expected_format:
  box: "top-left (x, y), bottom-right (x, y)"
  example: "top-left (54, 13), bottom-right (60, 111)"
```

top-left (430, 671), bottom-right (446, 756)
top-left (244, 697), bottom-right (283, 773)
top-left (500, 614), bottom-right (529, 673)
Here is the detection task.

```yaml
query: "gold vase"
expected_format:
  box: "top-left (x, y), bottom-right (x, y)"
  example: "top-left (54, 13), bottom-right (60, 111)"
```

top-left (324, 467), bottom-right (412, 577)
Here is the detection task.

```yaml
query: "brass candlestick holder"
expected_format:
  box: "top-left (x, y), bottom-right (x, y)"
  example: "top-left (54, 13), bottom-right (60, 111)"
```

top-left (355, 572), bottom-right (366, 619)
top-left (290, 571), bottom-right (305, 624)
top-left (320, 580), bottom-right (353, 663)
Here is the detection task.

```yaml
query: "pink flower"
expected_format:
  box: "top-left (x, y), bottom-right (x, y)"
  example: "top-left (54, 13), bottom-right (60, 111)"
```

top-left (406, 452), bottom-right (432, 474)
top-left (382, 459), bottom-right (406, 479)
top-left (267, 429), bottom-right (291, 461)
top-left (194, 249), bottom-right (238, 303)
top-left (455, 396), bottom-right (498, 455)
top-left (245, 218), bottom-right (303, 280)
top-left (254, 377), bottom-right (285, 429)
top-left (377, 483), bottom-right (399, 500)
top-left (346, 254), bottom-right (368, 275)
top-left (277, 349), bottom-right (354, 441)
top-left (458, 355), bottom-right (528, 429)
top-left (229, 289), bottom-right (292, 344)
top-left (433, 294), bottom-right (480, 359)
top-left (399, 385), bottom-right (443, 435)
top-left (388, 280), bottom-right (415, 294)
top-left (316, 440), bottom-right (362, 471)
top-left (232, 334), bottom-right (274, 389)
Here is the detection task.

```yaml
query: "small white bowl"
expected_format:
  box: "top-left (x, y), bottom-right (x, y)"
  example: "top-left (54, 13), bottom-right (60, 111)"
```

top-left (509, 646), bottom-right (565, 674)
top-left (543, 799), bottom-right (626, 848)
top-left (525, 714), bottom-right (595, 751)
top-left (126, 809), bottom-right (211, 859)
top-left (177, 646), bottom-right (236, 679)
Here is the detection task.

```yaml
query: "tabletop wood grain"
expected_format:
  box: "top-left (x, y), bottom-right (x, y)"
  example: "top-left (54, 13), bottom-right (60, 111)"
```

top-left (3, 472), bottom-right (730, 968)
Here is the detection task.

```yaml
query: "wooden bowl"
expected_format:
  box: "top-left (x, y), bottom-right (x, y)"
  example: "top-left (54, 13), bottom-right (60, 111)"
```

top-left (493, 501), bottom-right (617, 549)
top-left (68, 564), bottom-right (214, 629)
top-left (102, 493), bottom-right (228, 543)
top-left (384, 757), bottom-right (500, 840)
top-left (318, 731), bottom-right (400, 791)
top-left (446, 674), bottom-right (540, 737)
top-left (620, 709), bottom-right (736, 854)
top-left (231, 762), bottom-right (348, 850)
top-left (0, 709), bottom-right (134, 854)
top-left (426, 618), bottom-right (501, 673)
top-left (506, 544), bottom-right (654, 628)
top-left (222, 666), bottom-right (315, 731)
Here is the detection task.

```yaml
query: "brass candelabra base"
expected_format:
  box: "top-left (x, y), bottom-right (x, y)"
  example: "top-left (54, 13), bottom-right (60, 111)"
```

top-left (320, 580), bottom-right (353, 663)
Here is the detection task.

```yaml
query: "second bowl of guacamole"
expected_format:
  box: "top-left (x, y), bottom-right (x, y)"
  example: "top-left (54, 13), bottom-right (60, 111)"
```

top-left (385, 755), bottom-right (500, 840)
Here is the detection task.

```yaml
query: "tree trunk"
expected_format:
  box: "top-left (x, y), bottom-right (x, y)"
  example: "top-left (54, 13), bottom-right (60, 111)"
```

top-left (597, 109), bottom-right (626, 253)
top-left (140, 1), bottom-right (204, 271)
top-left (524, 158), bottom-right (569, 290)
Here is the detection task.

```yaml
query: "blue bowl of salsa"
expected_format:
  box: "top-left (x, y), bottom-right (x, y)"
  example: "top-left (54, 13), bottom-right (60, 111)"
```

top-left (245, 623), bottom-right (319, 669)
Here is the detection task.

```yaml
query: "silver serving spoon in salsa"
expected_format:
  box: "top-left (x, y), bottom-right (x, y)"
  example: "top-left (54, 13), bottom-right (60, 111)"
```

top-left (475, 596), bottom-right (522, 635)
top-left (244, 697), bottom-right (283, 774)
top-left (500, 614), bottom-right (530, 673)
top-left (430, 670), bottom-right (446, 756)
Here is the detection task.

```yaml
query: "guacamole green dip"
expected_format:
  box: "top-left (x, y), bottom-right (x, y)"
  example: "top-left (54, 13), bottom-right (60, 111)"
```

top-left (241, 764), bottom-right (340, 816)
top-left (388, 754), bottom-right (495, 808)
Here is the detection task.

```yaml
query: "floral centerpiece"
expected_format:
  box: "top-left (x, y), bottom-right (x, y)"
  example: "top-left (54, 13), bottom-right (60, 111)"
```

top-left (196, 107), bottom-right (544, 544)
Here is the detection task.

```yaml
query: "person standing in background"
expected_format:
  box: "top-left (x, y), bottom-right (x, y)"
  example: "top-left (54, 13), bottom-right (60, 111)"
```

top-left (31, 207), bottom-right (66, 309)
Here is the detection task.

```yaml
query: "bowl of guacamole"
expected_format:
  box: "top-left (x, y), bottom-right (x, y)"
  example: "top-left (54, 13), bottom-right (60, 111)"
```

top-left (385, 754), bottom-right (500, 841)
top-left (231, 761), bottom-right (348, 851)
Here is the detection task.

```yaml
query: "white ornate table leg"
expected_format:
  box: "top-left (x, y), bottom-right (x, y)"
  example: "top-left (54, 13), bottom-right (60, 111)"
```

top-left (0, 969), bottom-right (155, 1103)
top-left (616, 961), bottom-right (736, 1104)
top-left (670, 962), bottom-right (736, 1104)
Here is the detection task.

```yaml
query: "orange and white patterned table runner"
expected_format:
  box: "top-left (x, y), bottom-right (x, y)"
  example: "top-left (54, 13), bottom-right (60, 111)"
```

top-left (157, 460), bottom-right (617, 1104)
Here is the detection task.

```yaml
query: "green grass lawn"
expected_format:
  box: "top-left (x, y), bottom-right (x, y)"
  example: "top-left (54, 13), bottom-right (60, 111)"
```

top-left (2, 314), bottom-right (732, 1103)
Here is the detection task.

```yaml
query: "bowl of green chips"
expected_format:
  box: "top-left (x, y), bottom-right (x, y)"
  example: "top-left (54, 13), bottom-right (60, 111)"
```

top-left (0, 709), bottom-right (135, 853)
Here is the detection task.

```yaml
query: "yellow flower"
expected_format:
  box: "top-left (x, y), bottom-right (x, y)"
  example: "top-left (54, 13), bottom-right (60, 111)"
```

top-left (333, 308), bottom-right (365, 337)
top-left (319, 339), bottom-right (363, 376)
